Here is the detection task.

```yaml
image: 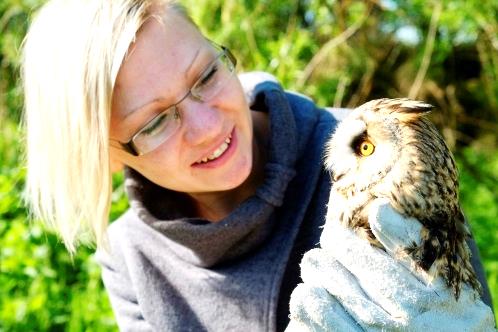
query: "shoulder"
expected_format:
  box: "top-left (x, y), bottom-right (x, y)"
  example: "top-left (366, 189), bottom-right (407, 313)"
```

top-left (238, 71), bottom-right (348, 125)
top-left (238, 71), bottom-right (351, 153)
top-left (285, 91), bottom-right (350, 129)
top-left (96, 209), bottom-right (160, 269)
top-left (95, 210), bottom-right (135, 268)
top-left (284, 92), bottom-right (353, 156)
top-left (106, 209), bottom-right (147, 245)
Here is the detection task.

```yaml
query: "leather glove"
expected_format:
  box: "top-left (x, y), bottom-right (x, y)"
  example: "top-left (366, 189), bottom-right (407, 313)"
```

top-left (286, 199), bottom-right (497, 331)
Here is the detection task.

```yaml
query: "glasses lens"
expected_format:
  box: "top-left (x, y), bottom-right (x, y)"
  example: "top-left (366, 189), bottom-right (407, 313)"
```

top-left (192, 49), bottom-right (236, 101)
top-left (133, 107), bottom-right (180, 155)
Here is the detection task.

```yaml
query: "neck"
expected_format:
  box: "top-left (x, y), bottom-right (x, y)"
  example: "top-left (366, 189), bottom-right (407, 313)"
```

top-left (189, 111), bottom-right (269, 222)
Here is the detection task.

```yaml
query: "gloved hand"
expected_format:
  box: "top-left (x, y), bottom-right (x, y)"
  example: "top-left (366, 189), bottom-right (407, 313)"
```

top-left (286, 199), bottom-right (497, 332)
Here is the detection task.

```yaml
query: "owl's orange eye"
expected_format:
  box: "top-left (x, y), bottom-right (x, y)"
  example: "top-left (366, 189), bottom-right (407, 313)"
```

top-left (359, 140), bottom-right (375, 156)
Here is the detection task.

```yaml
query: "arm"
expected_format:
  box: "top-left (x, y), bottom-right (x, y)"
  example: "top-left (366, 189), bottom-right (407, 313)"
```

top-left (468, 232), bottom-right (494, 310)
top-left (96, 249), bottom-right (153, 332)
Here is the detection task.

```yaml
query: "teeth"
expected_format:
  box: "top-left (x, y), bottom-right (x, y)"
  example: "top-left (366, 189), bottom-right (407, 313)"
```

top-left (196, 134), bottom-right (232, 164)
top-left (208, 142), bottom-right (228, 160)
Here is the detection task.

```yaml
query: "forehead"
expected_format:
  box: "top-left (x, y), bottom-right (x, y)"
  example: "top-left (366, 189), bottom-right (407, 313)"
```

top-left (112, 10), bottom-right (208, 118)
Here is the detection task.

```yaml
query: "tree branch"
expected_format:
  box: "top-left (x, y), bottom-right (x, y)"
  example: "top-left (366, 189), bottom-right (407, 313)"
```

top-left (408, 2), bottom-right (442, 99)
top-left (297, 5), bottom-right (371, 89)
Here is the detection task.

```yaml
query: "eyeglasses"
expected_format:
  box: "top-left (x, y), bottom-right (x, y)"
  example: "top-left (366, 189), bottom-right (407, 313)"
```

top-left (119, 43), bottom-right (237, 156)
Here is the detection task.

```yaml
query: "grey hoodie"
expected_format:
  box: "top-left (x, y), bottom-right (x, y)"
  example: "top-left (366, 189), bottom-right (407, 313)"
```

top-left (96, 77), bottom-right (491, 332)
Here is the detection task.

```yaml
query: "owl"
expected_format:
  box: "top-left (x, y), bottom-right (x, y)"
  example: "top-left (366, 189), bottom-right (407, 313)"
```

top-left (324, 98), bottom-right (481, 299)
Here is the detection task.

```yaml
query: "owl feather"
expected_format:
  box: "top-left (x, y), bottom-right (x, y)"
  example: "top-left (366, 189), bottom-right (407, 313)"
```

top-left (324, 98), bottom-right (481, 299)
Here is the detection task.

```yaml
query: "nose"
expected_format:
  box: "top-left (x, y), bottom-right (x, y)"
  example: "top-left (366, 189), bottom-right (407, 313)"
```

top-left (180, 97), bottom-right (223, 146)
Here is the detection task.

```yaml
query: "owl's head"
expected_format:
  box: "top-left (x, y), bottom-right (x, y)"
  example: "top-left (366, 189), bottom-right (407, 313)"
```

top-left (325, 98), bottom-right (434, 193)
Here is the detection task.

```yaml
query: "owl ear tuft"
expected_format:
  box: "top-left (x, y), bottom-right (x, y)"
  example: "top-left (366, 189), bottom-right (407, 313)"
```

top-left (356, 98), bottom-right (434, 121)
top-left (390, 99), bottom-right (433, 115)
top-left (396, 100), bottom-right (433, 113)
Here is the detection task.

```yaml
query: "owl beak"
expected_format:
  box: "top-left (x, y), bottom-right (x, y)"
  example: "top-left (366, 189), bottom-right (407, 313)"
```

top-left (332, 172), bottom-right (345, 182)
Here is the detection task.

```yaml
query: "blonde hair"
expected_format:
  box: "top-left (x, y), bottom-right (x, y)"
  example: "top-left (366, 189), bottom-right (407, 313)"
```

top-left (22, 0), bottom-right (191, 254)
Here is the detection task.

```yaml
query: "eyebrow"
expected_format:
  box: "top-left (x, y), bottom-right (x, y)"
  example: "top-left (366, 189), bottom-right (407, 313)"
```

top-left (122, 46), bottom-right (203, 123)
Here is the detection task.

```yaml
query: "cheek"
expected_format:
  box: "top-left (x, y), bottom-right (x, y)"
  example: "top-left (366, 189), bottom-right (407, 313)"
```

top-left (126, 139), bottom-right (181, 176)
top-left (223, 151), bottom-right (253, 187)
top-left (221, 79), bottom-right (250, 116)
top-left (222, 92), bottom-right (253, 144)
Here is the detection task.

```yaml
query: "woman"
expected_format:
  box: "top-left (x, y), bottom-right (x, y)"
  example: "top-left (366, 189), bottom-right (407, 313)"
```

top-left (23, 0), bottom-right (494, 331)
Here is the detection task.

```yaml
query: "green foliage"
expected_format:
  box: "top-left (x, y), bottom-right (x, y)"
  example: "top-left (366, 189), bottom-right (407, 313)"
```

top-left (0, 121), bottom-right (119, 331)
top-left (1, 0), bottom-right (497, 329)
top-left (0, 0), bottom-right (43, 122)
top-left (457, 148), bottom-right (498, 316)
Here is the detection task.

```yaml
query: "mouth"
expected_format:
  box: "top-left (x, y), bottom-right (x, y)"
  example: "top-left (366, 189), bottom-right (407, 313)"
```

top-left (193, 129), bottom-right (235, 166)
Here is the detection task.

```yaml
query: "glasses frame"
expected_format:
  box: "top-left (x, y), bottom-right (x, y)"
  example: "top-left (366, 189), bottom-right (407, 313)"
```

top-left (119, 42), bottom-right (237, 156)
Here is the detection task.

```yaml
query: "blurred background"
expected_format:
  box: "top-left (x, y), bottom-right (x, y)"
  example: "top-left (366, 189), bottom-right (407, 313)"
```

top-left (1, 0), bottom-right (497, 330)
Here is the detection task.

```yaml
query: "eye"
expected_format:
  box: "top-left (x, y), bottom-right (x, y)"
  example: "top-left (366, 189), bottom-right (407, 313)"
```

top-left (196, 63), bottom-right (218, 88)
top-left (358, 140), bottom-right (375, 156)
top-left (140, 112), bottom-right (169, 136)
top-left (351, 133), bottom-right (375, 157)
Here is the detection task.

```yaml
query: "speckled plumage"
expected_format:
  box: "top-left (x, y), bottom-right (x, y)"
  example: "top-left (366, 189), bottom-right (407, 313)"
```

top-left (324, 98), bottom-right (481, 299)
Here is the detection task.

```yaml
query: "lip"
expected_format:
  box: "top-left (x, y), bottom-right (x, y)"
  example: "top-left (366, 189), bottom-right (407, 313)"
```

top-left (191, 128), bottom-right (237, 169)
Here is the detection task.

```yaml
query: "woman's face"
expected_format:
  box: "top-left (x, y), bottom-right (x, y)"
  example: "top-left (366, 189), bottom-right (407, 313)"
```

top-left (110, 10), bottom-right (254, 194)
